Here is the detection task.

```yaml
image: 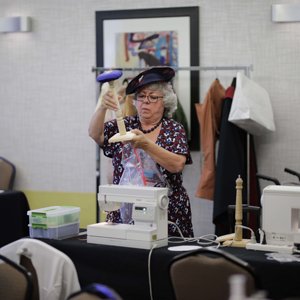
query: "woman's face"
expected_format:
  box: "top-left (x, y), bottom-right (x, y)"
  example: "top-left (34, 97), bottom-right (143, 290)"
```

top-left (135, 87), bottom-right (165, 122)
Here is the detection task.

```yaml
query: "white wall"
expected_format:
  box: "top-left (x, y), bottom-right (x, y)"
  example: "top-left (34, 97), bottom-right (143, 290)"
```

top-left (1, 0), bottom-right (300, 235)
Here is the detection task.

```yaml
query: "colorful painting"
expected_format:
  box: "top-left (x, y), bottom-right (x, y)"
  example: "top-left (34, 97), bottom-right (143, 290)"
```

top-left (116, 31), bottom-right (178, 68)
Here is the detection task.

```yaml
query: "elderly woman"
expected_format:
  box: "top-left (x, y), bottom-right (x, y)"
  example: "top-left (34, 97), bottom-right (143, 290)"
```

top-left (89, 67), bottom-right (193, 237)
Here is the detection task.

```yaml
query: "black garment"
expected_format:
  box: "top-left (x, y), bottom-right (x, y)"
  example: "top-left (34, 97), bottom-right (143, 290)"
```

top-left (213, 83), bottom-right (248, 236)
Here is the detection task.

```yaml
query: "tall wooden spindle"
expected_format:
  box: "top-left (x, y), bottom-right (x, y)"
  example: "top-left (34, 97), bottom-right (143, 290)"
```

top-left (223, 175), bottom-right (250, 248)
top-left (234, 175), bottom-right (243, 242)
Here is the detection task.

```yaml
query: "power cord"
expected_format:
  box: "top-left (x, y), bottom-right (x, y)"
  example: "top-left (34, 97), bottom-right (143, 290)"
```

top-left (235, 224), bottom-right (257, 243)
top-left (147, 243), bottom-right (157, 300)
top-left (258, 228), bottom-right (266, 244)
top-left (168, 221), bottom-right (185, 240)
top-left (167, 221), bottom-right (220, 248)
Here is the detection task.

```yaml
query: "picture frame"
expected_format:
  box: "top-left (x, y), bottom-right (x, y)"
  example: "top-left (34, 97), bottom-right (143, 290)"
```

top-left (95, 7), bottom-right (200, 150)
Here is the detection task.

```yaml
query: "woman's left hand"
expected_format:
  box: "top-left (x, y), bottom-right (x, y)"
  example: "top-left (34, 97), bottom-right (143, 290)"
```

top-left (129, 129), bottom-right (186, 173)
top-left (129, 129), bottom-right (152, 150)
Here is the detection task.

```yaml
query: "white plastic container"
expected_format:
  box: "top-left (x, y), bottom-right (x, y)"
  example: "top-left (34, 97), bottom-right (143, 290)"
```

top-left (28, 206), bottom-right (80, 227)
top-left (27, 206), bottom-right (80, 239)
top-left (29, 222), bottom-right (80, 239)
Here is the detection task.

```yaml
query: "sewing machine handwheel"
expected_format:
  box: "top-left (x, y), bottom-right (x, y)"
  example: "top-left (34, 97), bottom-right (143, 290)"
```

top-left (158, 195), bottom-right (169, 210)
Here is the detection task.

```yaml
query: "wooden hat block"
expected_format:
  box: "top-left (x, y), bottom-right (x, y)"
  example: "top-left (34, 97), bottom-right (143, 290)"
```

top-left (97, 70), bottom-right (136, 144)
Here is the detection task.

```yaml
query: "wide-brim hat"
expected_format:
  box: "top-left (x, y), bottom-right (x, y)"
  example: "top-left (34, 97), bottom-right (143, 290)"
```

top-left (126, 67), bottom-right (175, 95)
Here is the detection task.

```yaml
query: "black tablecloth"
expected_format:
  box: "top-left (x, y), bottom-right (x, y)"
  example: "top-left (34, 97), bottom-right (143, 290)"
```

top-left (42, 236), bottom-right (175, 300)
top-left (42, 236), bottom-right (300, 300)
top-left (0, 191), bottom-right (30, 247)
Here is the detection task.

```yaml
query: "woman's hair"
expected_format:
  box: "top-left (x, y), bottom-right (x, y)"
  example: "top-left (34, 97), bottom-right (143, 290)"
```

top-left (135, 82), bottom-right (178, 118)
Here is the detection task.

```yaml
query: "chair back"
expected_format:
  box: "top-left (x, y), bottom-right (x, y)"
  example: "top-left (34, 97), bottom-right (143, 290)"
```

top-left (0, 157), bottom-right (16, 190)
top-left (169, 247), bottom-right (259, 300)
top-left (68, 283), bottom-right (123, 300)
top-left (0, 238), bottom-right (80, 300)
top-left (20, 254), bottom-right (40, 300)
top-left (0, 253), bottom-right (33, 300)
top-left (68, 293), bottom-right (101, 300)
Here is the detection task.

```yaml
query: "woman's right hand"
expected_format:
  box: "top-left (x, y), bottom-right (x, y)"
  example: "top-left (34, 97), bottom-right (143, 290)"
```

top-left (89, 90), bottom-right (119, 146)
top-left (100, 91), bottom-right (119, 111)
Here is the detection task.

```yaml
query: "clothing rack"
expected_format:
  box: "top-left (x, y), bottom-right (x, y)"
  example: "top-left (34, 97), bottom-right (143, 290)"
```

top-left (91, 65), bottom-right (253, 77)
top-left (92, 64), bottom-right (253, 203)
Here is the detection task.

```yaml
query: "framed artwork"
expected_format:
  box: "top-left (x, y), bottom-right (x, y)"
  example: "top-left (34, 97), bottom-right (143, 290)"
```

top-left (95, 7), bottom-right (200, 150)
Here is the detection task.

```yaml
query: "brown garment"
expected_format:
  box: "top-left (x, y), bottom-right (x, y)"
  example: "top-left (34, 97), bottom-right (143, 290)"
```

top-left (195, 79), bottom-right (225, 200)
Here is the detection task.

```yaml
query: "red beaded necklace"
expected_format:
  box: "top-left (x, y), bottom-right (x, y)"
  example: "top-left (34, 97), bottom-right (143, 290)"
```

top-left (138, 118), bottom-right (163, 134)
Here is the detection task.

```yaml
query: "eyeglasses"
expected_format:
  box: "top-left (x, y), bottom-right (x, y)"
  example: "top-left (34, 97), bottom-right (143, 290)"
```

top-left (136, 94), bottom-right (164, 103)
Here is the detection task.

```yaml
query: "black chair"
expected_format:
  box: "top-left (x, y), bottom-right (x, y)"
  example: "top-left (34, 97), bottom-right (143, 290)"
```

top-left (256, 173), bottom-right (281, 186)
top-left (67, 283), bottom-right (123, 300)
top-left (169, 247), bottom-right (260, 300)
top-left (0, 238), bottom-right (80, 300)
top-left (0, 157), bottom-right (16, 190)
top-left (0, 253), bottom-right (33, 300)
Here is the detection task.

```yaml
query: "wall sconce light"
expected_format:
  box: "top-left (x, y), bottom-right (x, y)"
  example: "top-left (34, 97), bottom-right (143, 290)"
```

top-left (272, 4), bottom-right (300, 22)
top-left (0, 16), bottom-right (32, 33)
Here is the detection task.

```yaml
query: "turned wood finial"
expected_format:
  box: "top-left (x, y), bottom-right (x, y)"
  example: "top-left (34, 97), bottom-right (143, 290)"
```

top-left (234, 175), bottom-right (243, 241)
top-left (223, 175), bottom-right (250, 247)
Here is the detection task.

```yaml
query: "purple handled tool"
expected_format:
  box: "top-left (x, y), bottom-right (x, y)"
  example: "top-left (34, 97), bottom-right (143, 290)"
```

top-left (97, 70), bottom-right (135, 143)
top-left (96, 70), bottom-right (123, 83)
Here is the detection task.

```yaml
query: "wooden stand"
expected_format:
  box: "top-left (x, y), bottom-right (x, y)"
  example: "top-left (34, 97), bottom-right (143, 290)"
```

top-left (223, 176), bottom-right (251, 248)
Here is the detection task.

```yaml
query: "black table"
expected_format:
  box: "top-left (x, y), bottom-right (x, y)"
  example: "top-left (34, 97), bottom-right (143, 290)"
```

top-left (0, 191), bottom-right (30, 247)
top-left (43, 236), bottom-right (173, 300)
top-left (42, 236), bottom-right (300, 300)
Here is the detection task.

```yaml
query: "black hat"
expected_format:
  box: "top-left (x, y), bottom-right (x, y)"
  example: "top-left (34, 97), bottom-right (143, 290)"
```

top-left (126, 67), bottom-right (175, 95)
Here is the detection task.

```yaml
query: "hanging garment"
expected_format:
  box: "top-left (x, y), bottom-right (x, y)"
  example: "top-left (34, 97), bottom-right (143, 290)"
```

top-left (248, 135), bottom-right (262, 233)
top-left (213, 81), bottom-right (247, 235)
top-left (213, 79), bottom-right (261, 236)
top-left (195, 79), bottom-right (225, 200)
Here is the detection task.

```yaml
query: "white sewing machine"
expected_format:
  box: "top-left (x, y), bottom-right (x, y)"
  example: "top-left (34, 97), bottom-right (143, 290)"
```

top-left (262, 185), bottom-right (300, 246)
top-left (87, 184), bottom-right (169, 249)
